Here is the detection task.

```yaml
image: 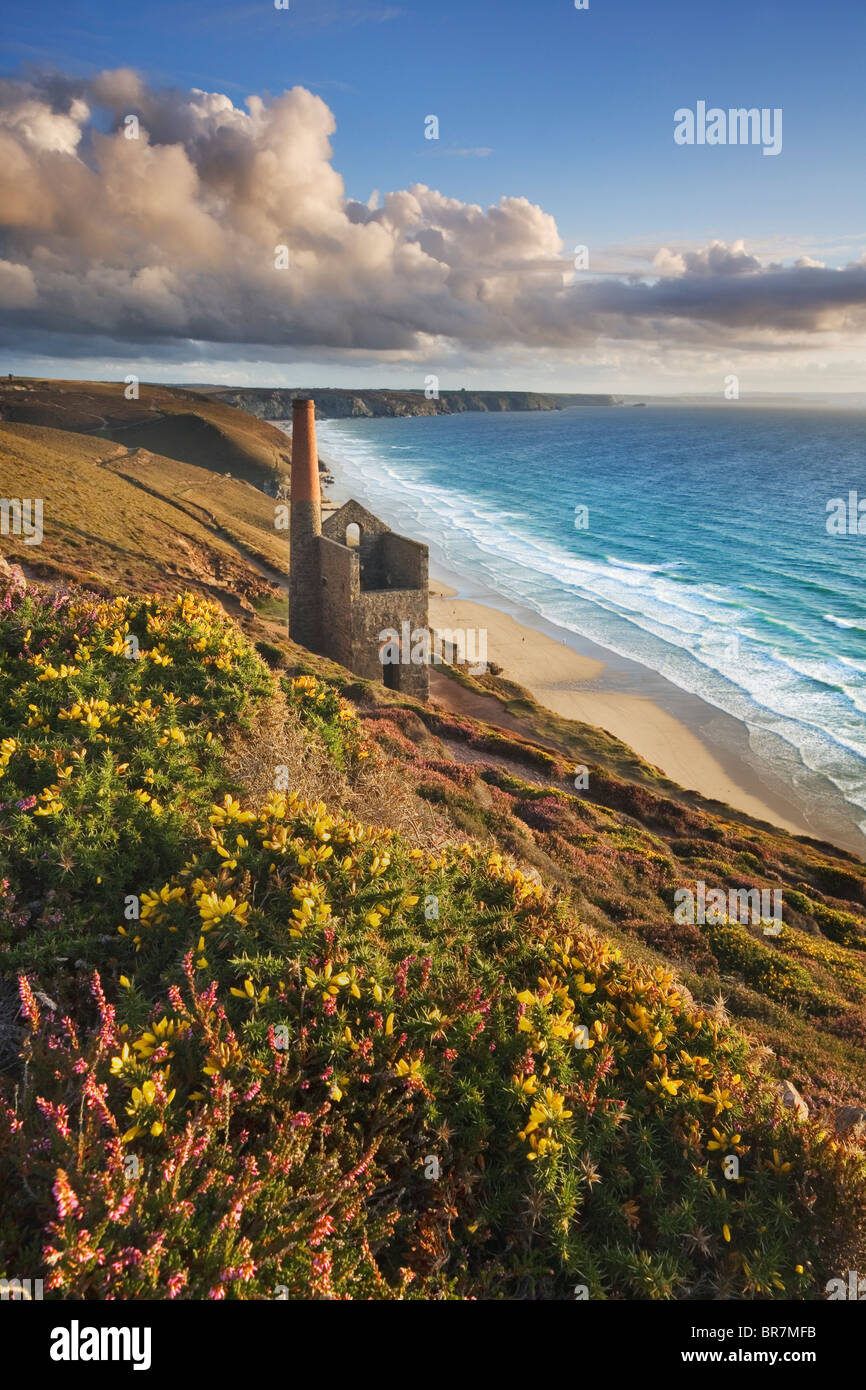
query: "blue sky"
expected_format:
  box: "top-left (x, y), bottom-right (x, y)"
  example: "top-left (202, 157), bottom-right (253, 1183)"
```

top-left (2, 0), bottom-right (865, 390)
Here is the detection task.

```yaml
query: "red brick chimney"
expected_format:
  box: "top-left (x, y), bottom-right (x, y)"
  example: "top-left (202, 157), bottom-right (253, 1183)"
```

top-left (290, 397), bottom-right (321, 505)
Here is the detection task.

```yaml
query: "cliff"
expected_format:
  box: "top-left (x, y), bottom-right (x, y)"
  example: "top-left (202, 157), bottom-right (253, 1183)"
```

top-left (212, 386), bottom-right (619, 420)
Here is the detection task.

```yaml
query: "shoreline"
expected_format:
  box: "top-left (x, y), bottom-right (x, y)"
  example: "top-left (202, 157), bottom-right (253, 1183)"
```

top-left (313, 432), bottom-right (865, 858)
top-left (428, 568), bottom-right (865, 855)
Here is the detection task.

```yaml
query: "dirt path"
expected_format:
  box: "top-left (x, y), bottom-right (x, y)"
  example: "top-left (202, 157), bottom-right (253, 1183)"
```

top-left (429, 668), bottom-right (564, 757)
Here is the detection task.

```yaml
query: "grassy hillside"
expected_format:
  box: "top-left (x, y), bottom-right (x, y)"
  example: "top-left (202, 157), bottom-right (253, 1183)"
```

top-left (347, 678), bottom-right (866, 1113)
top-left (2, 386), bottom-right (865, 1299)
top-left (0, 574), bottom-right (865, 1299)
top-left (0, 378), bottom-right (292, 488)
top-left (0, 421), bottom-right (287, 616)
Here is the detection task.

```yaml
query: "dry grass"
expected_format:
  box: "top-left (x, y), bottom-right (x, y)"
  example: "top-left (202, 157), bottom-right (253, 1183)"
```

top-left (223, 689), bottom-right (449, 852)
top-left (0, 423), bottom-right (284, 611)
top-left (0, 377), bottom-right (291, 485)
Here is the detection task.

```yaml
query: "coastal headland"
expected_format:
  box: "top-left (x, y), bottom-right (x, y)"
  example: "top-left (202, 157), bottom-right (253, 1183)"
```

top-left (211, 385), bottom-right (618, 419)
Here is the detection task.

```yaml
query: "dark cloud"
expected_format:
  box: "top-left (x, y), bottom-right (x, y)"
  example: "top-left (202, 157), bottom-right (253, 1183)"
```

top-left (0, 70), bottom-right (865, 364)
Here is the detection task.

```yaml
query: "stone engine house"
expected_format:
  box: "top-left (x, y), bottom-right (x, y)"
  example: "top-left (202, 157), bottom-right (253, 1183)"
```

top-left (288, 398), bottom-right (430, 699)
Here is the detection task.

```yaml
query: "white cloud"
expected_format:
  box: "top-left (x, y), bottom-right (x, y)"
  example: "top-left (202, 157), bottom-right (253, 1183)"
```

top-left (0, 70), bottom-right (865, 373)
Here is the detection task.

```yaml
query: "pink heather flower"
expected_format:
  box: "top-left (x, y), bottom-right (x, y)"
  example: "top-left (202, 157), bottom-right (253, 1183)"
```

top-left (444, 1049), bottom-right (458, 1062)
top-left (218, 1199), bottom-right (245, 1233)
top-left (36, 1097), bottom-right (71, 1139)
top-left (394, 955), bottom-right (416, 999)
top-left (309, 1214), bottom-right (335, 1248)
top-left (84, 1073), bottom-right (115, 1128)
top-left (310, 1249), bottom-right (333, 1295)
top-left (290, 1111), bottom-right (312, 1129)
top-left (53, 1169), bottom-right (80, 1219)
top-left (18, 974), bottom-right (40, 1028)
top-left (107, 1189), bottom-right (136, 1223)
top-left (90, 971), bottom-right (119, 1048)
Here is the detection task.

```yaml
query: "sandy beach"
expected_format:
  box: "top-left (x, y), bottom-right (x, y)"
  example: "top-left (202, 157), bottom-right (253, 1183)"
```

top-left (428, 581), bottom-right (834, 843)
top-left (315, 437), bottom-right (863, 855)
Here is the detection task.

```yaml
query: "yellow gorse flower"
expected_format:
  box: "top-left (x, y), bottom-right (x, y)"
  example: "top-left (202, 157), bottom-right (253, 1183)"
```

top-left (197, 892), bottom-right (249, 928)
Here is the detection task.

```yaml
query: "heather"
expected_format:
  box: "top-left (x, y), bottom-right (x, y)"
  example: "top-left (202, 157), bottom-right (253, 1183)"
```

top-left (1, 577), bottom-right (866, 1299)
top-left (352, 692), bottom-right (866, 1111)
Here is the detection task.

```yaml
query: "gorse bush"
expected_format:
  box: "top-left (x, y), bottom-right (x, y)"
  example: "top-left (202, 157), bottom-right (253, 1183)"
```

top-left (284, 673), bottom-right (370, 772)
top-left (1, 577), bottom-right (866, 1299)
top-left (0, 586), bottom-right (270, 969)
top-left (386, 702), bottom-right (866, 1104)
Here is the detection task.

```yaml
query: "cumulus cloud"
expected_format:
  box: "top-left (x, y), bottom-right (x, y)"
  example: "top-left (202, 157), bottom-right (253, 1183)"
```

top-left (1, 69), bottom-right (866, 365)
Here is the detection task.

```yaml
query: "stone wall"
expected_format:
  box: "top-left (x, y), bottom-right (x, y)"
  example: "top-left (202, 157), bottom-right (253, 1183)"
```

top-left (381, 531), bottom-right (427, 591)
top-left (354, 588), bottom-right (430, 698)
top-left (288, 499), bottom-right (321, 650)
top-left (318, 535), bottom-right (358, 670)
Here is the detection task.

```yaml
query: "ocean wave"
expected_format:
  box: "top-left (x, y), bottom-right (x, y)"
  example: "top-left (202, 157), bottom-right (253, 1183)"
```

top-left (602, 555), bottom-right (685, 573)
top-left (317, 417), bottom-right (866, 823)
top-left (824, 613), bottom-right (866, 631)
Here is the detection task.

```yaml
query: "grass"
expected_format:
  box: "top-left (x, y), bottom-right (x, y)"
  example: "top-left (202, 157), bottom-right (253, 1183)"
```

top-left (0, 422), bottom-right (287, 611)
top-left (0, 378), bottom-right (292, 488)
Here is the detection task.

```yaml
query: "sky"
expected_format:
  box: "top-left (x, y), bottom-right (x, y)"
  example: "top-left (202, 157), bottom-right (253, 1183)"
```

top-left (1, 0), bottom-right (865, 392)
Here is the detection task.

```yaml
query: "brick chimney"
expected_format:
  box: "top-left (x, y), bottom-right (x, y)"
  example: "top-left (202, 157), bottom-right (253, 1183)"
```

top-left (288, 398), bottom-right (322, 649)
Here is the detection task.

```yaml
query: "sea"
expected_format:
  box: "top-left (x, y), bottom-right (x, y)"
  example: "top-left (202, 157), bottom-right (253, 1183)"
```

top-left (315, 405), bottom-right (866, 850)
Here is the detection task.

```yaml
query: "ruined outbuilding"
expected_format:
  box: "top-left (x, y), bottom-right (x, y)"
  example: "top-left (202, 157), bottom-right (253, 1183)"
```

top-left (288, 398), bottom-right (429, 698)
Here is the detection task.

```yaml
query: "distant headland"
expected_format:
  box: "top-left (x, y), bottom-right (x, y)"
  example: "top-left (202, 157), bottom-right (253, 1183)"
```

top-left (209, 386), bottom-right (618, 420)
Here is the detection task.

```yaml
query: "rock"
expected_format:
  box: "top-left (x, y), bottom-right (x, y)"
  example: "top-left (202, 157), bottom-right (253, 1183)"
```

top-left (834, 1105), bottom-right (866, 1138)
top-left (779, 1080), bottom-right (809, 1121)
top-left (0, 554), bottom-right (25, 591)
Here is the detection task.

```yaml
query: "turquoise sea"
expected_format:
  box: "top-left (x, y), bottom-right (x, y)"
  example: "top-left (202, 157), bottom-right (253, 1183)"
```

top-left (316, 406), bottom-right (866, 846)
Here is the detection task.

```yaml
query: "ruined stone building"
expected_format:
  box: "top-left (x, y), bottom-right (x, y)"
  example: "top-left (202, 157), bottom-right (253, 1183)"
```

top-left (288, 398), bottom-right (430, 699)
